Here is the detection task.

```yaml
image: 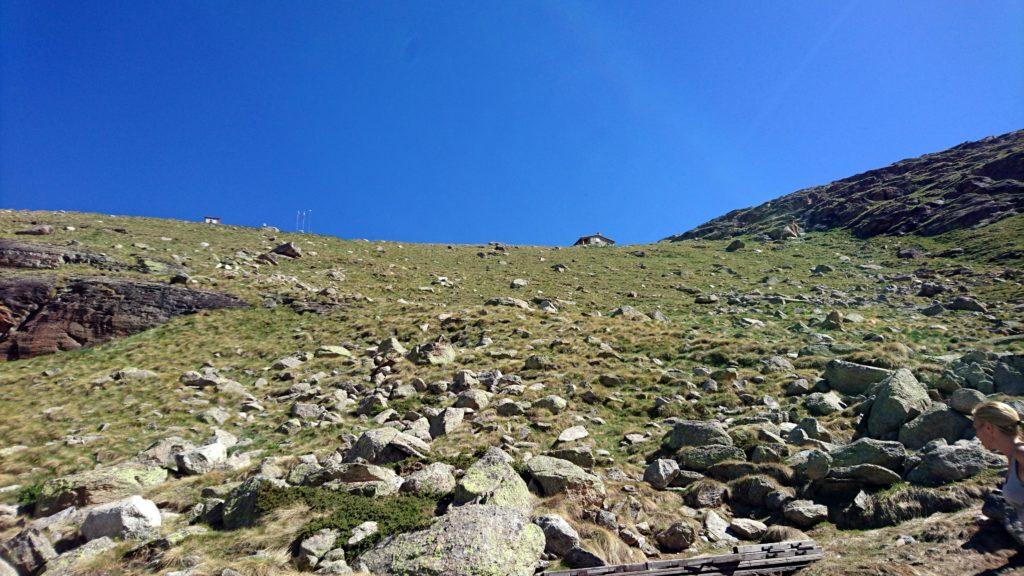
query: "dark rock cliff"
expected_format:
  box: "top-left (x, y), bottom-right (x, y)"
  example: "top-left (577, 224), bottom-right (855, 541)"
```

top-left (0, 276), bottom-right (248, 360)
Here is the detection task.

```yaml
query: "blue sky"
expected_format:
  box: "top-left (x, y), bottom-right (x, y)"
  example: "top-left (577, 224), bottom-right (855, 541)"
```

top-left (2, 1), bottom-right (1022, 245)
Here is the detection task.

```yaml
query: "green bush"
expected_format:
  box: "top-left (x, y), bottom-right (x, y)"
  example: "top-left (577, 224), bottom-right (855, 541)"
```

top-left (255, 484), bottom-right (441, 560)
top-left (17, 482), bottom-right (43, 508)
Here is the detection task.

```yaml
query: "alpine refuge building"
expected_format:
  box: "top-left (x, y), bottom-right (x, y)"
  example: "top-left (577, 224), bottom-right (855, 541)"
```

top-left (573, 233), bottom-right (615, 247)
top-left (202, 216), bottom-right (221, 224)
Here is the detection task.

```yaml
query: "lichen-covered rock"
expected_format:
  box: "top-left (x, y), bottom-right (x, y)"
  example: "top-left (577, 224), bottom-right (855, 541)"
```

top-left (453, 448), bottom-right (533, 515)
top-left (865, 369), bottom-right (930, 438)
top-left (357, 504), bottom-right (544, 576)
top-left (304, 462), bottom-right (402, 497)
top-left (400, 462), bottom-right (457, 497)
top-left (35, 463), bottom-right (168, 516)
top-left (525, 456), bottom-right (605, 498)
top-left (38, 536), bottom-right (116, 576)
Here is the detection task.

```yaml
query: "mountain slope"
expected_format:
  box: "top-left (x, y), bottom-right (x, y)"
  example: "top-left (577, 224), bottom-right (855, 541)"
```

top-left (666, 129), bottom-right (1024, 241)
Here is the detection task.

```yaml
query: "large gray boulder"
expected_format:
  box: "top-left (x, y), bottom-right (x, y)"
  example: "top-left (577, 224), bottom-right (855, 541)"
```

top-left (906, 439), bottom-right (1004, 486)
top-left (80, 495), bottom-right (161, 541)
top-left (357, 505), bottom-right (544, 576)
top-left (829, 438), bottom-right (905, 471)
top-left (525, 456), bottom-right (605, 497)
top-left (824, 360), bottom-right (893, 394)
top-left (897, 404), bottom-right (970, 450)
top-left (866, 369), bottom-right (930, 438)
top-left (345, 428), bottom-right (430, 464)
top-left (662, 420), bottom-right (732, 451)
top-left (453, 448), bottom-right (534, 515)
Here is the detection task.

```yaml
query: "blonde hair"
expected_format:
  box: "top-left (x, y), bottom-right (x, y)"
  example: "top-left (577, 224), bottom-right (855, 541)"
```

top-left (973, 400), bottom-right (1024, 440)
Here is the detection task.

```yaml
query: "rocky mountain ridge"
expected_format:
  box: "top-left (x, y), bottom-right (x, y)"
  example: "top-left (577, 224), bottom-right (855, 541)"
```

top-left (667, 129), bottom-right (1024, 241)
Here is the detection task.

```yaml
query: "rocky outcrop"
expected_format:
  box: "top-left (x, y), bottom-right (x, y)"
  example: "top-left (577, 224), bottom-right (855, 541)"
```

top-left (0, 239), bottom-right (118, 270)
top-left (356, 504), bottom-right (544, 576)
top-left (666, 129), bottom-right (1024, 240)
top-left (0, 276), bottom-right (248, 360)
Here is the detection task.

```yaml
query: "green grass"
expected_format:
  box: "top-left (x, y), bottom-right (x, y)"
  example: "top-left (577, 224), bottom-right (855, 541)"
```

top-left (254, 484), bottom-right (441, 560)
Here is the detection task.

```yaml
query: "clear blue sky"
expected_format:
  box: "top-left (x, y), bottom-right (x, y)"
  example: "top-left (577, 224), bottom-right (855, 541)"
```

top-left (2, 1), bottom-right (1022, 245)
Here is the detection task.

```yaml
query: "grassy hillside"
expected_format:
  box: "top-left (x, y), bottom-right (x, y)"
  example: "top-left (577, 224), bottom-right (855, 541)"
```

top-left (0, 209), bottom-right (1022, 574)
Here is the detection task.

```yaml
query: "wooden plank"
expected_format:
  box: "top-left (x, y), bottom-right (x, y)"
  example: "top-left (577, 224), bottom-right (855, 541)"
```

top-left (542, 540), bottom-right (822, 576)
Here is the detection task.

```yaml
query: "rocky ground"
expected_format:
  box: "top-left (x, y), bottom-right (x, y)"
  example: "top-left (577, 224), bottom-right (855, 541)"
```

top-left (0, 205), bottom-right (1022, 576)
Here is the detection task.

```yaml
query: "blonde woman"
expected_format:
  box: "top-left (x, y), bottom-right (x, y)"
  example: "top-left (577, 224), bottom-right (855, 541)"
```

top-left (974, 400), bottom-right (1024, 546)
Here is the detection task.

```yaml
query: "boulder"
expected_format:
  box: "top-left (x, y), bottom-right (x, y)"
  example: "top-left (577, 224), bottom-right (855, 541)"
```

top-left (271, 242), bottom-right (302, 258)
top-left (357, 505), bottom-right (544, 576)
top-left (556, 426), bottom-right (589, 444)
top-left (176, 442), bottom-right (228, 475)
top-left (80, 495), bottom-right (162, 541)
top-left (866, 369), bottom-right (930, 438)
top-left (407, 338), bottom-right (457, 366)
top-left (454, 390), bottom-right (492, 411)
top-left (826, 464), bottom-right (902, 487)
top-left (533, 514), bottom-right (580, 556)
top-left (0, 529), bottom-right (57, 575)
top-left (898, 404), bottom-right (970, 450)
top-left (655, 521), bottom-right (698, 552)
top-left (297, 528), bottom-right (338, 571)
top-left (643, 459), bottom-right (679, 490)
top-left (804, 392), bottom-right (845, 416)
top-left (222, 476), bottom-right (286, 529)
top-left (906, 440), bottom-right (1004, 486)
top-left (37, 536), bottom-right (116, 576)
top-left (662, 420), bottom-right (732, 451)
top-left (429, 408), bottom-right (466, 438)
top-left (950, 388), bottom-right (986, 414)
top-left (453, 448), bottom-right (534, 515)
top-left (304, 463), bottom-right (402, 497)
top-left (782, 499), bottom-right (828, 528)
top-left (35, 463), bottom-right (168, 516)
top-left (676, 445), bottom-right (745, 472)
top-left (525, 456), bottom-right (605, 497)
top-left (400, 463), bottom-right (457, 497)
top-left (824, 360), bottom-right (893, 395)
top-left (531, 395), bottom-right (567, 414)
top-left (729, 518), bottom-right (768, 540)
top-left (829, 438), bottom-right (905, 471)
top-left (345, 428), bottom-right (430, 464)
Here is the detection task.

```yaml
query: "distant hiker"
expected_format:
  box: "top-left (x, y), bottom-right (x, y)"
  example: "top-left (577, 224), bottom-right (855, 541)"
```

top-left (974, 400), bottom-right (1024, 547)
